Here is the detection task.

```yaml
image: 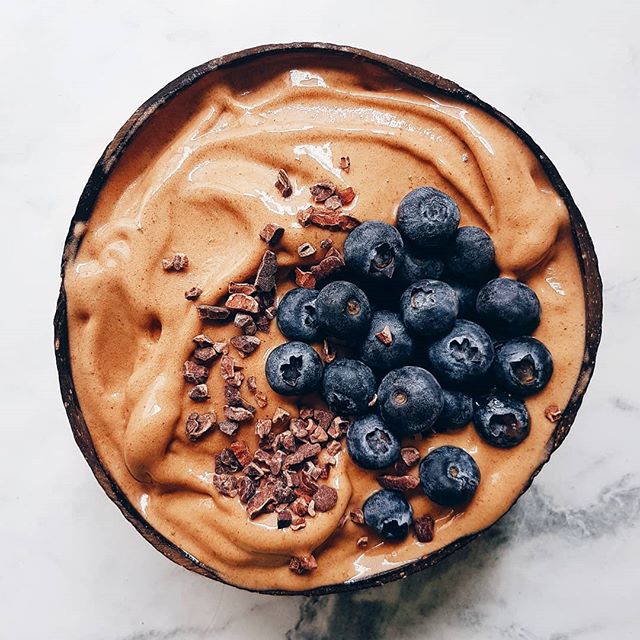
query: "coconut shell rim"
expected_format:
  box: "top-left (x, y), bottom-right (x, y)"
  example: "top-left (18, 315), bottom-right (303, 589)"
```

top-left (54, 41), bottom-right (603, 596)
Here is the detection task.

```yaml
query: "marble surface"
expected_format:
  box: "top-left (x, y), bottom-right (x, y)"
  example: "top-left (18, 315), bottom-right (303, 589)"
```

top-left (1, 0), bottom-right (639, 638)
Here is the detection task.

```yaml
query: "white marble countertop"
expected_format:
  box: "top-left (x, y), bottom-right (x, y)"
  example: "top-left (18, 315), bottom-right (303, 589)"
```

top-left (1, 1), bottom-right (639, 638)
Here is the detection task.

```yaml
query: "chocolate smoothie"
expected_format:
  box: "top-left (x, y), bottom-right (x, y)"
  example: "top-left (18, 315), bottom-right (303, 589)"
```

top-left (63, 50), bottom-right (586, 591)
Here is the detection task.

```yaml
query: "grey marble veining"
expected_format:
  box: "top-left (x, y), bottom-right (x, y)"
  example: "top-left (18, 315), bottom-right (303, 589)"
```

top-left (1, 0), bottom-right (639, 638)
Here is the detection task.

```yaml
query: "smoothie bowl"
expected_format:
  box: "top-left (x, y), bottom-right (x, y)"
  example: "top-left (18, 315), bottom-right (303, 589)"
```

top-left (55, 43), bottom-right (602, 594)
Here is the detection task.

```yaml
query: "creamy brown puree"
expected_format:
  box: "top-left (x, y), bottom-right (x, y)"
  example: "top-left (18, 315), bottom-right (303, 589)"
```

top-left (65, 52), bottom-right (585, 591)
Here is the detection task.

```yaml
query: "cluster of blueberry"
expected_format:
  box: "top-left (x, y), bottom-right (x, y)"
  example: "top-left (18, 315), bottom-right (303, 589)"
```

top-left (265, 187), bottom-right (554, 541)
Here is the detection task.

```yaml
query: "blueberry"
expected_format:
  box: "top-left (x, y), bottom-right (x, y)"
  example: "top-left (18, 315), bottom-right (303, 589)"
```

top-left (445, 226), bottom-right (496, 284)
top-left (473, 392), bottom-right (530, 448)
top-left (363, 490), bottom-right (413, 540)
top-left (492, 337), bottom-right (553, 396)
top-left (476, 278), bottom-right (541, 337)
top-left (346, 414), bottom-right (401, 470)
top-left (316, 280), bottom-right (371, 338)
top-left (400, 279), bottom-right (458, 337)
top-left (396, 187), bottom-right (460, 248)
top-left (447, 280), bottom-right (478, 320)
top-left (419, 445), bottom-right (480, 506)
top-left (276, 288), bottom-right (320, 342)
top-left (396, 246), bottom-right (444, 286)
top-left (427, 320), bottom-right (495, 387)
top-left (378, 366), bottom-right (444, 435)
top-left (434, 389), bottom-right (473, 432)
top-left (322, 358), bottom-right (377, 415)
top-left (265, 341), bottom-right (323, 396)
top-left (359, 310), bottom-right (414, 371)
top-left (344, 221), bottom-right (405, 280)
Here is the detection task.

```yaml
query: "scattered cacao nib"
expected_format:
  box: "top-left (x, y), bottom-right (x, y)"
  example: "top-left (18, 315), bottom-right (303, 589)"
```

top-left (255, 419), bottom-right (272, 438)
top-left (326, 439), bottom-right (342, 456)
top-left (192, 333), bottom-right (214, 347)
top-left (162, 253), bottom-right (189, 271)
top-left (284, 443), bottom-right (322, 469)
top-left (329, 416), bottom-right (350, 437)
top-left (307, 500), bottom-right (316, 517)
top-left (254, 314), bottom-right (271, 332)
top-left (297, 206), bottom-right (313, 227)
top-left (220, 355), bottom-right (237, 381)
top-left (260, 223), bottom-right (285, 245)
top-left (185, 412), bottom-right (217, 442)
top-left (183, 360), bottom-right (209, 384)
top-left (247, 486), bottom-right (277, 518)
top-left (310, 255), bottom-right (344, 281)
top-left (253, 449), bottom-right (272, 467)
top-left (289, 554), bottom-right (317, 574)
top-left (254, 250), bottom-right (277, 292)
top-left (270, 450), bottom-right (286, 476)
top-left (218, 419), bottom-right (239, 436)
top-left (229, 282), bottom-right (257, 295)
top-left (275, 169), bottom-right (293, 198)
top-left (310, 181), bottom-right (336, 203)
top-left (295, 267), bottom-right (317, 289)
top-left (237, 476), bottom-right (257, 504)
top-left (321, 339), bottom-right (336, 364)
top-left (414, 514), bottom-right (435, 543)
top-left (297, 242), bottom-right (317, 258)
top-left (400, 447), bottom-right (420, 468)
top-left (184, 286), bottom-right (202, 300)
top-left (211, 473), bottom-right (238, 497)
top-left (313, 409), bottom-right (334, 430)
top-left (230, 335), bottom-right (261, 356)
top-left (545, 405), bottom-right (562, 422)
top-left (254, 391), bottom-right (268, 408)
top-left (308, 209), bottom-right (361, 231)
top-left (264, 305), bottom-right (277, 320)
top-left (272, 407), bottom-right (291, 429)
top-left (296, 471), bottom-right (319, 497)
top-left (245, 462), bottom-right (265, 479)
top-left (193, 346), bottom-right (220, 364)
top-left (338, 513), bottom-right (349, 528)
top-left (290, 496), bottom-right (310, 516)
top-left (368, 393), bottom-right (378, 408)
top-left (290, 517), bottom-right (307, 531)
top-left (356, 536), bottom-right (369, 548)
top-left (229, 440), bottom-right (252, 467)
top-left (247, 375), bottom-right (258, 392)
top-left (377, 474), bottom-right (420, 491)
top-left (224, 405), bottom-right (254, 422)
top-left (309, 425), bottom-right (328, 444)
top-left (299, 407), bottom-right (314, 420)
top-left (188, 384), bottom-right (210, 402)
top-left (320, 238), bottom-right (333, 252)
top-left (197, 305), bottom-right (230, 322)
top-left (226, 293), bottom-right (259, 314)
top-left (314, 485), bottom-right (338, 512)
top-left (279, 431), bottom-right (297, 452)
top-left (339, 156), bottom-right (351, 173)
top-left (216, 448), bottom-right (241, 474)
top-left (223, 383), bottom-right (242, 406)
top-left (278, 509), bottom-right (293, 528)
top-left (323, 195), bottom-right (342, 211)
top-left (290, 418), bottom-right (309, 440)
top-left (375, 325), bottom-right (394, 345)
top-left (234, 313), bottom-right (257, 336)
top-left (337, 186), bottom-right (356, 206)
top-left (350, 508), bottom-right (364, 525)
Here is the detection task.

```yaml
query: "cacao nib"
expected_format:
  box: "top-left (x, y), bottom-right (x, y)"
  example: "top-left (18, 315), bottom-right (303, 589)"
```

top-left (310, 181), bottom-right (336, 203)
top-left (225, 293), bottom-right (259, 314)
top-left (237, 476), bottom-right (257, 504)
top-left (400, 447), bottom-right (420, 467)
top-left (314, 485), bottom-right (338, 512)
top-left (375, 325), bottom-right (394, 345)
top-left (230, 335), bottom-right (261, 356)
top-left (275, 169), bottom-right (293, 198)
top-left (218, 419), bottom-right (239, 436)
top-left (185, 412), bottom-right (217, 441)
top-left (162, 253), bottom-right (189, 271)
top-left (295, 268), bottom-right (316, 289)
top-left (229, 440), bottom-right (252, 467)
top-left (297, 242), bottom-right (317, 258)
top-left (184, 286), bottom-right (202, 300)
top-left (254, 250), bottom-right (277, 292)
top-left (211, 473), bottom-right (238, 497)
top-left (197, 305), bottom-right (230, 322)
top-left (377, 474), bottom-right (420, 491)
top-left (260, 223), bottom-right (285, 245)
top-left (183, 360), bottom-right (209, 384)
top-left (339, 156), bottom-right (350, 173)
top-left (414, 514), bottom-right (435, 543)
top-left (188, 384), bottom-right (209, 401)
